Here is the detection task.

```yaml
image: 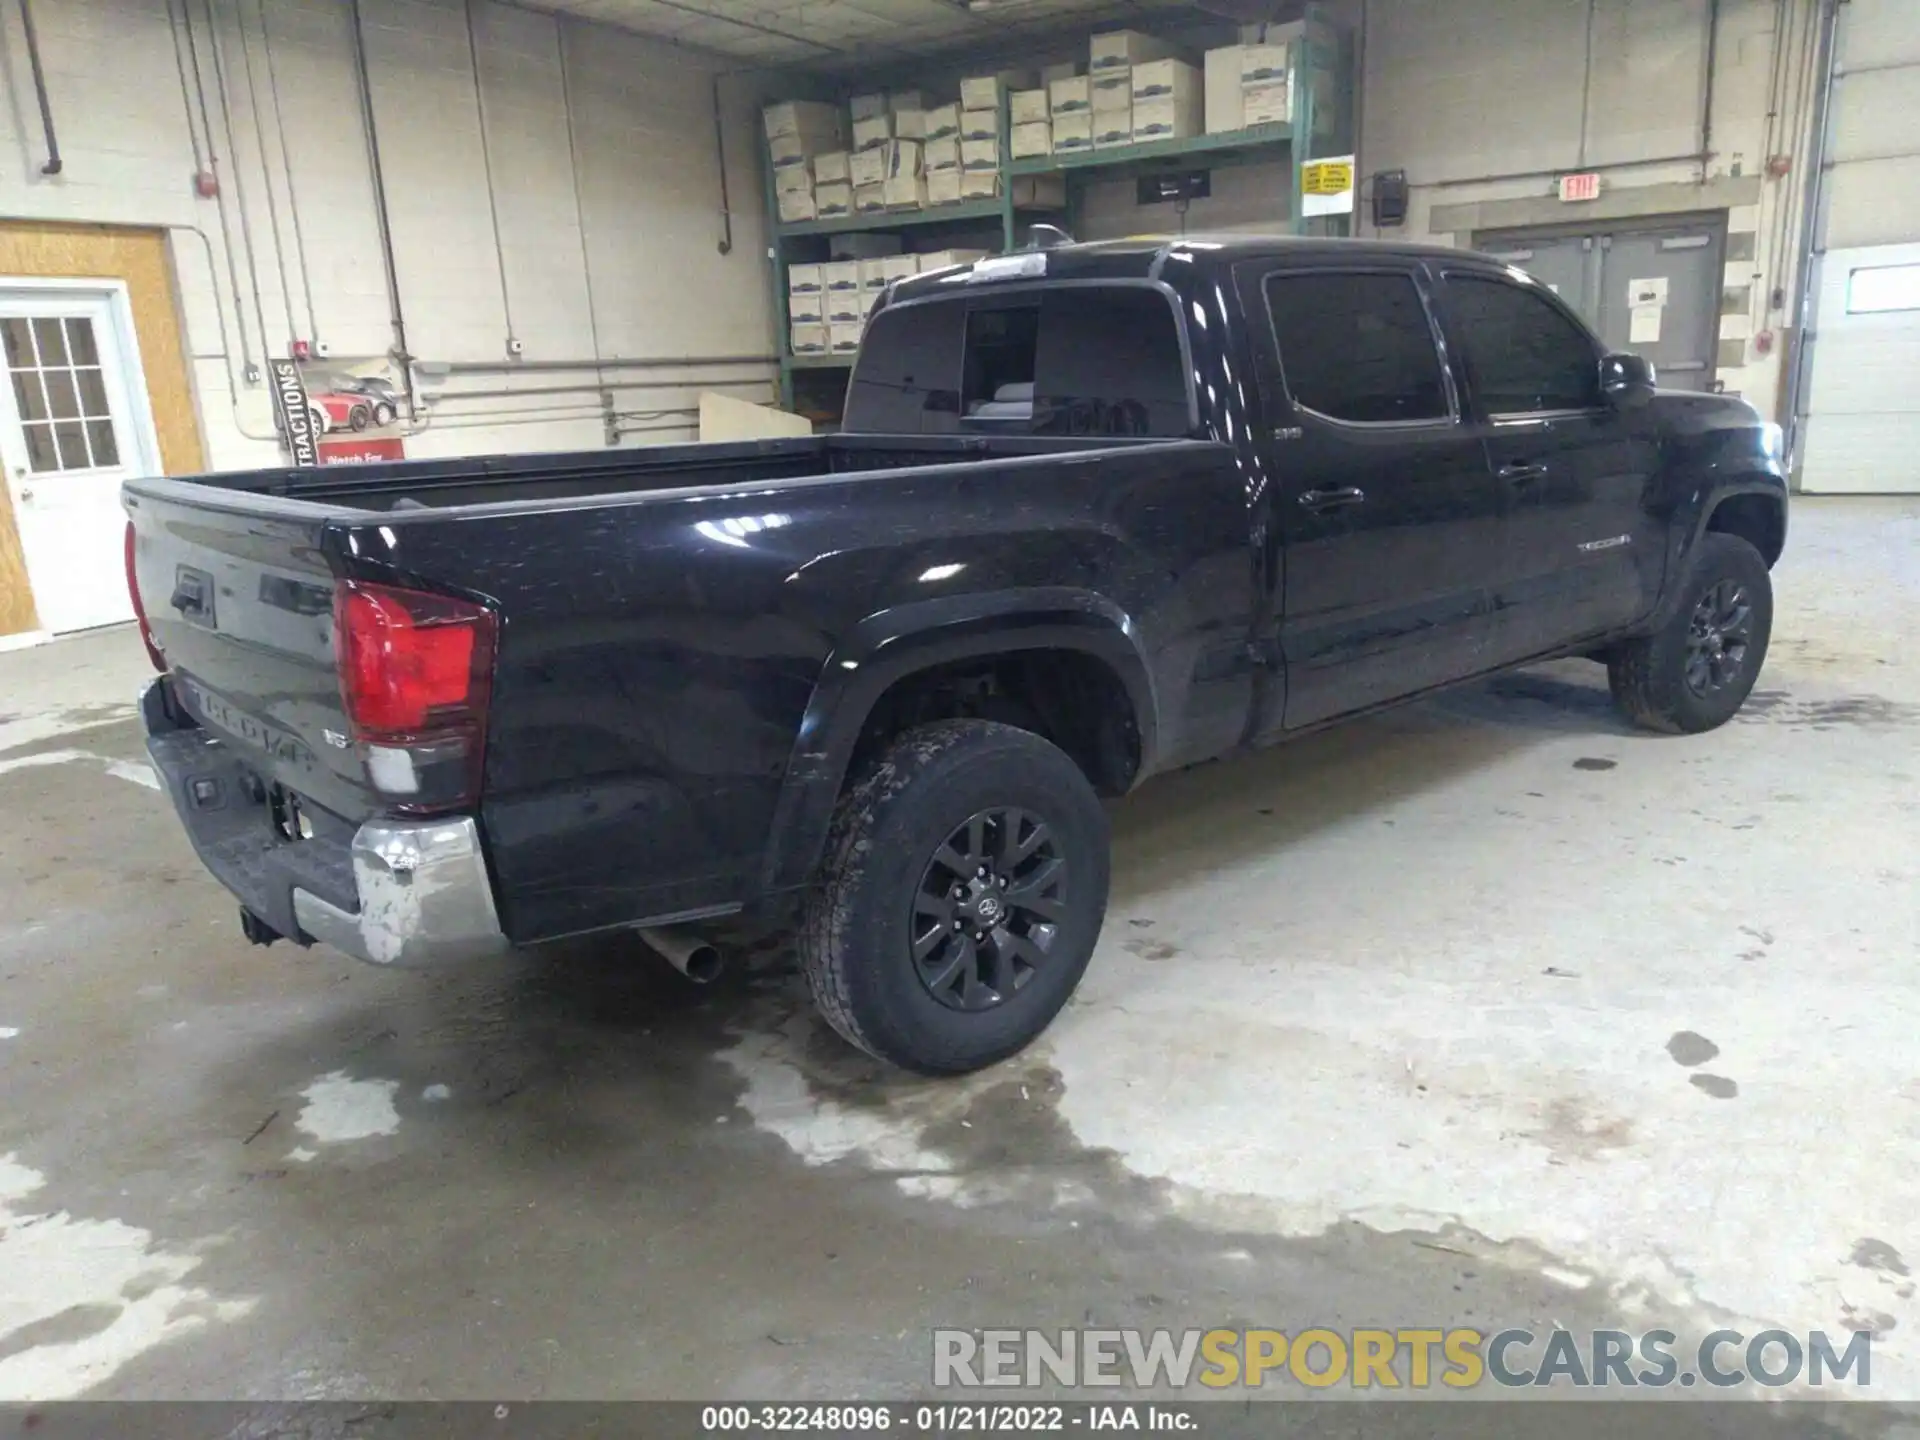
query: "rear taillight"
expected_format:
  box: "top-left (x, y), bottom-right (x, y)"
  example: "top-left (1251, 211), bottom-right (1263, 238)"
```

top-left (333, 579), bottom-right (497, 811)
top-left (124, 520), bottom-right (167, 673)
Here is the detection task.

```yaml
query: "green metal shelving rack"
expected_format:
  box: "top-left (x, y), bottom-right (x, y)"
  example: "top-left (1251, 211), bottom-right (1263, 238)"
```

top-left (763, 6), bottom-right (1354, 410)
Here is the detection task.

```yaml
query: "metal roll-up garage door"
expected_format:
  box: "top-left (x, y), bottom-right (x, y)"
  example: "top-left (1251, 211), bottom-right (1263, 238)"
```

top-left (1797, 0), bottom-right (1920, 494)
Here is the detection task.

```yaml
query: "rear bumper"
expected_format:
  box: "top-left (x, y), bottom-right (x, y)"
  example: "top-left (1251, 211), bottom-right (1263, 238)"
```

top-left (141, 678), bottom-right (510, 967)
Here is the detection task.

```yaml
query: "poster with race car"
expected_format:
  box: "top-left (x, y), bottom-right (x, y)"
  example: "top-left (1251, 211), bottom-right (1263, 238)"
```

top-left (272, 354), bottom-right (408, 465)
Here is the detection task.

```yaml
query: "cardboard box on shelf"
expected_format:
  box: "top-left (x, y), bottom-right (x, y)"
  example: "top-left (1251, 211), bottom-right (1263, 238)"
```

top-left (823, 260), bottom-right (862, 291)
top-left (1241, 79), bottom-right (1290, 126)
top-left (829, 324), bottom-right (865, 355)
top-left (959, 109), bottom-right (1000, 141)
top-left (852, 113), bottom-right (892, 151)
top-left (1009, 173), bottom-right (1067, 207)
top-left (849, 147), bottom-right (887, 188)
top-left (960, 137), bottom-right (1000, 171)
top-left (1011, 121), bottom-right (1052, 158)
top-left (787, 262), bottom-right (824, 294)
top-left (894, 108), bottom-right (927, 140)
top-left (881, 254), bottom-right (920, 282)
top-left (858, 257), bottom-right (892, 289)
top-left (1090, 29), bottom-right (1174, 72)
top-left (1204, 46), bottom-right (1244, 132)
top-left (790, 321), bottom-right (828, 355)
top-left (825, 287), bottom-right (869, 323)
top-left (853, 184), bottom-right (888, 214)
top-left (1010, 89), bottom-right (1050, 124)
top-left (926, 169), bottom-right (963, 205)
top-left (787, 291), bottom-right (826, 324)
top-left (829, 233), bottom-right (902, 258)
top-left (776, 188), bottom-right (817, 223)
top-left (1132, 58), bottom-right (1198, 101)
top-left (960, 70), bottom-right (1036, 110)
top-left (768, 130), bottom-right (832, 171)
top-left (814, 150), bottom-right (851, 184)
top-left (1041, 60), bottom-right (1081, 84)
top-left (924, 136), bottom-right (961, 172)
top-left (919, 248), bottom-right (987, 271)
top-left (1049, 76), bottom-right (1091, 114)
top-left (1091, 70), bottom-right (1133, 111)
top-left (764, 100), bottom-right (842, 140)
top-left (814, 182), bottom-right (853, 217)
top-left (773, 160), bottom-right (812, 193)
top-left (884, 174), bottom-right (929, 208)
top-left (1240, 43), bottom-right (1290, 84)
top-left (960, 170), bottom-right (999, 199)
top-left (1132, 92), bottom-right (1202, 142)
top-left (891, 139), bottom-right (923, 176)
top-left (850, 92), bottom-right (888, 120)
top-left (1052, 111), bottom-right (1093, 151)
top-left (1093, 110), bottom-right (1134, 147)
top-left (924, 102), bottom-right (961, 141)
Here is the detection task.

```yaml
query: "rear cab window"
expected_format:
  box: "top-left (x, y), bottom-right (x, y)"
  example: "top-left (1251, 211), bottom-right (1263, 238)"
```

top-left (844, 284), bottom-right (1195, 438)
top-left (1262, 270), bottom-right (1452, 425)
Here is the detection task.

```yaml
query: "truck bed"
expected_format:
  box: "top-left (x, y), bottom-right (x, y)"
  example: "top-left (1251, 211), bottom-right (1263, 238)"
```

top-left (126, 430), bottom-right (1246, 946)
top-left (168, 433), bottom-right (1162, 514)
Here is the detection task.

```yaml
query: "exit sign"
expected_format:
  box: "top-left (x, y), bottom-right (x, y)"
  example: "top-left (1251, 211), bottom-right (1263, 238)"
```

top-left (1559, 172), bottom-right (1602, 202)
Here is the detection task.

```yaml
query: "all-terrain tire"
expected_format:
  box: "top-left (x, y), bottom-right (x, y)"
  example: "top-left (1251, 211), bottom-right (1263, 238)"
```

top-left (799, 720), bottom-right (1110, 1075)
top-left (1609, 532), bottom-right (1773, 734)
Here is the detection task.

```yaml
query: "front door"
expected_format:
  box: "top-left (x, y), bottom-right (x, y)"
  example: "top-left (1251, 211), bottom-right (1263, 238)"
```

top-left (1241, 262), bottom-right (1506, 733)
top-left (1434, 268), bottom-right (1666, 659)
top-left (0, 289), bottom-right (153, 634)
top-left (1592, 225), bottom-right (1724, 394)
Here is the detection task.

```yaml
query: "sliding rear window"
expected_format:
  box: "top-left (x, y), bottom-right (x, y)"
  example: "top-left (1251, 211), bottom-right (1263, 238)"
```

top-left (845, 284), bottom-right (1193, 437)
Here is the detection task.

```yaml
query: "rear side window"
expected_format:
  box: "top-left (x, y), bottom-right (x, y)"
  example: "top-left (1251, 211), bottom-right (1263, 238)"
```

top-left (844, 303), bottom-right (962, 433)
top-left (1264, 272), bottom-right (1449, 424)
top-left (1445, 274), bottom-right (1602, 414)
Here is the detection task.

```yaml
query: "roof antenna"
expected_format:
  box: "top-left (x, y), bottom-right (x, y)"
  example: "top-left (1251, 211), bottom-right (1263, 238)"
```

top-left (1026, 223), bottom-right (1075, 250)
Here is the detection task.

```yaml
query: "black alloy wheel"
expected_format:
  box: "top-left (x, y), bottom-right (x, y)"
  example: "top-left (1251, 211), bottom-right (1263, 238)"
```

top-left (911, 807), bottom-right (1066, 1012)
top-left (1684, 579), bottom-right (1753, 697)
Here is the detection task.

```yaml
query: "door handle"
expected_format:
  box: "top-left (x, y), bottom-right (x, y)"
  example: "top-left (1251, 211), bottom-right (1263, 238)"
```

top-left (1498, 462), bottom-right (1549, 486)
top-left (1298, 486), bottom-right (1366, 513)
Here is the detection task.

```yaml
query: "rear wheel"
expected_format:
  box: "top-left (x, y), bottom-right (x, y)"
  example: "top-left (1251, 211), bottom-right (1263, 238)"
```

top-left (799, 719), bottom-right (1109, 1075)
top-left (1609, 533), bottom-right (1772, 733)
top-left (349, 404), bottom-right (371, 432)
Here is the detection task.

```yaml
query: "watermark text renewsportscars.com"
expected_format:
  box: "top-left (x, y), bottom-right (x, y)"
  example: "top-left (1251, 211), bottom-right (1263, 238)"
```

top-left (933, 1328), bottom-right (1874, 1390)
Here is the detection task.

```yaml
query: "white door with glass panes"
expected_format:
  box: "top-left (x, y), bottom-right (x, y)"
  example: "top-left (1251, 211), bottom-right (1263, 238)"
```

top-left (1800, 245), bottom-right (1920, 493)
top-left (0, 287), bottom-right (157, 633)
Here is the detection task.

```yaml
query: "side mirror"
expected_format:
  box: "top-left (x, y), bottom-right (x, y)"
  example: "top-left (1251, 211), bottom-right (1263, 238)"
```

top-left (1601, 352), bottom-right (1657, 409)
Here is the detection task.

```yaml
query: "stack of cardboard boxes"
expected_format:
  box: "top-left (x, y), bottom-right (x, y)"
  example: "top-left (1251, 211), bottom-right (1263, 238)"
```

top-left (787, 247), bottom-right (988, 357)
top-left (766, 101), bottom-right (848, 224)
top-left (1203, 20), bottom-right (1301, 133)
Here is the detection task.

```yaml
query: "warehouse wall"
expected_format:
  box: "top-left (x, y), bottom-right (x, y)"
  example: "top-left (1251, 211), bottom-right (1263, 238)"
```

top-left (0, 0), bottom-right (776, 476)
top-left (1358, 0), bottom-right (1825, 419)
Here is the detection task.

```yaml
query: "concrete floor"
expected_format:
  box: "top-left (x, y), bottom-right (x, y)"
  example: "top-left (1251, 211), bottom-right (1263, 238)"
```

top-left (1, 498), bottom-right (1916, 1424)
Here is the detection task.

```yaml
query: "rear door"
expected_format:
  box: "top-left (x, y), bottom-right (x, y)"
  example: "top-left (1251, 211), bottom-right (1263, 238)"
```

top-left (1434, 268), bottom-right (1665, 660)
top-left (1239, 261), bottom-right (1506, 733)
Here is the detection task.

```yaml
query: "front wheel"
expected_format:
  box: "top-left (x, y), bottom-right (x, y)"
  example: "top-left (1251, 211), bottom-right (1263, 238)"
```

top-left (1609, 533), bottom-right (1773, 733)
top-left (799, 720), bottom-right (1110, 1075)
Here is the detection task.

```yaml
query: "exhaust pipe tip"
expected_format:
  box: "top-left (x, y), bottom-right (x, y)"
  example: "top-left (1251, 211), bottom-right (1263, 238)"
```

top-left (637, 926), bottom-right (725, 985)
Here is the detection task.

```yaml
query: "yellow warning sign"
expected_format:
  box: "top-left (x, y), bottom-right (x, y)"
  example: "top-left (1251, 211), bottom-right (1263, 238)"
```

top-left (1302, 160), bottom-right (1353, 196)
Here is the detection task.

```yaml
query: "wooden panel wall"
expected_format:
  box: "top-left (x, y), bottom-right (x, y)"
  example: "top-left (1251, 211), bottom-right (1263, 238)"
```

top-left (0, 223), bottom-right (202, 637)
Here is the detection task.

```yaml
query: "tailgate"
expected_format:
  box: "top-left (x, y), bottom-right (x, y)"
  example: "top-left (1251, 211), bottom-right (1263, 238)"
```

top-left (125, 486), bottom-right (378, 824)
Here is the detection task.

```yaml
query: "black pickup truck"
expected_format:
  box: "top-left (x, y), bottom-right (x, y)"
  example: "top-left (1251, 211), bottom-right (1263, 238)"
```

top-left (126, 236), bottom-right (1787, 1075)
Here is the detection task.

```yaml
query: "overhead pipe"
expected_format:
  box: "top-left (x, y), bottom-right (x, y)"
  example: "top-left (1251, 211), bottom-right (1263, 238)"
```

top-left (348, 0), bottom-right (417, 419)
top-left (441, 354), bottom-right (774, 374)
top-left (17, 0), bottom-right (62, 175)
